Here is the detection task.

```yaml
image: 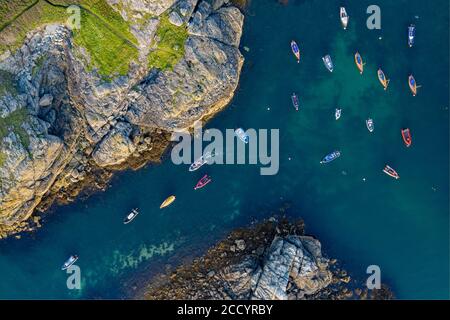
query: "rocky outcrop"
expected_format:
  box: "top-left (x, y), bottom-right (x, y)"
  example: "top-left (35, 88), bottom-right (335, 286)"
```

top-left (142, 218), bottom-right (394, 300)
top-left (0, 0), bottom-right (244, 237)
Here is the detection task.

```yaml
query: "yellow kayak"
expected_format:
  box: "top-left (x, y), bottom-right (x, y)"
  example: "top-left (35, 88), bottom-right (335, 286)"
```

top-left (160, 195), bottom-right (176, 209)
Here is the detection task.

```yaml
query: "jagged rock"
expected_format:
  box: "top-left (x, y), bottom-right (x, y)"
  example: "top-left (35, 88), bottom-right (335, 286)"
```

top-left (169, 11), bottom-right (184, 26)
top-left (0, 0), bottom-right (244, 236)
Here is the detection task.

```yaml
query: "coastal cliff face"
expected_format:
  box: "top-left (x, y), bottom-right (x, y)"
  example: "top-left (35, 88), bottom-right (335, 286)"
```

top-left (143, 219), bottom-right (394, 300)
top-left (0, 0), bottom-right (244, 237)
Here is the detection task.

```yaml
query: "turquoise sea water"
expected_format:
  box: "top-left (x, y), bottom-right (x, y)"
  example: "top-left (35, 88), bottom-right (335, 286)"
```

top-left (0, 0), bottom-right (448, 299)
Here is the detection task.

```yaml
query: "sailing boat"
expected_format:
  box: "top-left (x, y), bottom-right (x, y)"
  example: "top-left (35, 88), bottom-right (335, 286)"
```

top-left (340, 7), bottom-right (349, 30)
top-left (354, 52), bottom-right (365, 74)
top-left (377, 68), bottom-right (390, 90)
top-left (291, 40), bottom-right (300, 63)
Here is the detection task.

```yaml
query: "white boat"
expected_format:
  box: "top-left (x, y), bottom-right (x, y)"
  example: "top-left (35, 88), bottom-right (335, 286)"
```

top-left (366, 119), bottom-right (374, 132)
top-left (189, 151), bottom-right (214, 171)
top-left (61, 255), bottom-right (78, 270)
top-left (235, 128), bottom-right (249, 144)
top-left (340, 7), bottom-right (349, 30)
top-left (322, 55), bottom-right (334, 72)
top-left (123, 208), bottom-right (139, 224)
top-left (335, 108), bottom-right (342, 120)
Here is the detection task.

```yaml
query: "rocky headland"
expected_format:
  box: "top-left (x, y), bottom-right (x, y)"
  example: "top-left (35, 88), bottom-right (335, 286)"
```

top-left (142, 217), bottom-right (394, 300)
top-left (0, 0), bottom-right (244, 237)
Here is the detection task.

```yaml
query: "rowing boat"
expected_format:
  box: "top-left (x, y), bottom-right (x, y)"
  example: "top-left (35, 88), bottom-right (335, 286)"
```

top-left (291, 40), bottom-right (300, 63)
top-left (377, 68), bottom-right (389, 90)
top-left (401, 128), bottom-right (412, 147)
top-left (408, 75), bottom-right (418, 96)
top-left (354, 52), bottom-right (364, 74)
top-left (160, 195), bottom-right (176, 209)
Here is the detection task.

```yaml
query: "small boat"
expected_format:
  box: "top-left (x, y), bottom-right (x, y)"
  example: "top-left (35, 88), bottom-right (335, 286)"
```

top-left (377, 68), bottom-right (390, 90)
top-left (335, 108), bottom-right (342, 120)
top-left (160, 195), bottom-right (176, 209)
top-left (123, 208), bottom-right (139, 224)
top-left (189, 151), bottom-right (213, 171)
top-left (291, 93), bottom-right (299, 111)
top-left (320, 151), bottom-right (341, 164)
top-left (383, 165), bottom-right (400, 179)
top-left (408, 24), bottom-right (416, 47)
top-left (340, 7), bottom-right (349, 30)
top-left (322, 55), bottom-right (334, 72)
top-left (401, 128), bottom-right (412, 147)
top-left (408, 75), bottom-right (418, 96)
top-left (354, 52), bottom-right (364, 74)
top-left (61, 255), bottom-right (78, 270)
top-left (291, 40), bottom-right (300, 63)
top-left (235, 128), bottom-right (249, 144)
top-left (366, 118), bottom-right (374, 132)
top-left (194, 174), bottom-right (212, 190)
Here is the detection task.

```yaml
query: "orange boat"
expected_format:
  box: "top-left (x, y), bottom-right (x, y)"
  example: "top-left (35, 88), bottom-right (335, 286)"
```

top-left (401, 128), bottom-right (412, 147)
top-left (354, 52), bottom-right (364, 74)
top-left (160, 195), bottom-right (176, 209)
top-left (408, 75), bottom-right (418, 96)
top-left (378, 69), bottom-right (390, 90)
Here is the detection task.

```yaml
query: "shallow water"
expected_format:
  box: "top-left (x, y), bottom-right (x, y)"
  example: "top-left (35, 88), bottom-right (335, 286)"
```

top-left (0, 0), bottom-right (448, 299)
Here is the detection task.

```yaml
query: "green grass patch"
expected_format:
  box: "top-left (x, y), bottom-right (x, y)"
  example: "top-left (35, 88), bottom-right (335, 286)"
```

top-left (0, 0), bottom-right (138, 78)
top-left (147, 13), bottom-right (189, 71)
top-left (0, 108), bottom-right (30, 151)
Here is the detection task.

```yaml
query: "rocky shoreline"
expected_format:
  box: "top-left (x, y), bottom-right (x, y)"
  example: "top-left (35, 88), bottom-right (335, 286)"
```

top-left (0, 0), bottom-right (245, 238)
top-left (142, 217), bottom-right (394, 300)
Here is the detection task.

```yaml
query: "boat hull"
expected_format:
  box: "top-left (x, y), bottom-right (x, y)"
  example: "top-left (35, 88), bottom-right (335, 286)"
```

top-left (401, 129), bottom-right (412, 147)
top-left (160, 196), bottom-right (176, 209)
top-left (355, 52), bottom-right (364, 74)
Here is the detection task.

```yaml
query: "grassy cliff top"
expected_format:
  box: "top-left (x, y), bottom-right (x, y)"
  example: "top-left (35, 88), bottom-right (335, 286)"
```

top-left (0, 0), bottom-right (139, 78)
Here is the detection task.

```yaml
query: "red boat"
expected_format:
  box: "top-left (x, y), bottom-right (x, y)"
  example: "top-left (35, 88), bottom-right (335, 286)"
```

top-left (401, 128), bottom-right (412, 147)
top-left (383, 165), bottom-right (400, 179)
top-left (194, 174), bottom-right (212, 190)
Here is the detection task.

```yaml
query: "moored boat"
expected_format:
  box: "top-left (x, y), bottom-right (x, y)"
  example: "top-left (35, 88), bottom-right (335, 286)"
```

top-left (383, 165), bottom-right (400, 179)
top-left (335, 108), bottom-right (341, 120)
top-left (123, 208), bottom-right (139, 224)
top-left (340, 7), bottom-right (349, 29)
top-left (235, 128), bottom-right (249, 144)
top-left (291, 40), bottom-right (300, 63)
top-left (291, 93), bottom-right (299, 111)
top-left (322, 55), bottom-right (334, 72)
top-left (408, 75), bottom-right (418, 96)
top-left (194, 174), bottom-right (212, 190)
top-left (401, 128), bottom-right (412, 147)
top-left (61, 255), bottom-right (78, 270)
top-left (377, 68), bottom-right (390, 90)
top-left (189, 151), bottom-right (213, 172)
top-left (320, 151), bottom-right (341, 164)
top-left (408, 24), bottom-right (416, 47)
top-left (366, 118), bottom-right (374, 132)
top-left (160, 195), bottom-right (176, 209)
top-left (354, 52), bottom-right (364, 74)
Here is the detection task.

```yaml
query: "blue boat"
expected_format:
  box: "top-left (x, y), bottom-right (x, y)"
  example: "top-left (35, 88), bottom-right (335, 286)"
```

top-left (320, 151), bottom-right (341, 164)
top-left (408, 24), bottom-right (415, 47)
top-left (291, 40), bottom-right (300, 63)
